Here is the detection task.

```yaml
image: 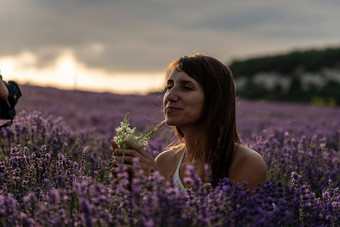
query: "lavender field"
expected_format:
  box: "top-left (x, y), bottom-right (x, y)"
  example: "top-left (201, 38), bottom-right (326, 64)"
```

top-left (1, 84), bottom-right (339, 226)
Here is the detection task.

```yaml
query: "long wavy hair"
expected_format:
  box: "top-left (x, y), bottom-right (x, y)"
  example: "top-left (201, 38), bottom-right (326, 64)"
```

top-left (165, 53), bottom-right (240, 186)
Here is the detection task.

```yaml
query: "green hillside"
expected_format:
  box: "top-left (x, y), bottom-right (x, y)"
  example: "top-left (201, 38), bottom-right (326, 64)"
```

top-left (229, 46), bottom-right (340, 76)
top-left (228, 46), bottom-right (340, 106)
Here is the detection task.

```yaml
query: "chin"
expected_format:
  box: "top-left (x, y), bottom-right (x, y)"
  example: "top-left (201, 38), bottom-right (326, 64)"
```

top-left (165, 117), bottom-right (179, 126)
top-left (165, 120), bottom-right (176, 126)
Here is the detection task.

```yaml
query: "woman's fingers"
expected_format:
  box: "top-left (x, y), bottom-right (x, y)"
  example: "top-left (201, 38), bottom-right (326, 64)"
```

top-left (115, 156), bottom-right (136, 165)
top-left (111, 140), bottom-right (157, 176)
top-left (112, 140), bottom-right (151, 160)
top-left (113, 154), bottom-right (153, 173)
top-left (111, 140), bottom-right (118, 150)
top-left (123, 140), bottom-right (151, 158)
top-left (114, 149), bottom-right (143, 160)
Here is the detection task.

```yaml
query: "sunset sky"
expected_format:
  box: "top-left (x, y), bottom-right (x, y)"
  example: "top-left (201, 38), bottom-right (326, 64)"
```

top-left (0, 0), bottom-right (339, 94)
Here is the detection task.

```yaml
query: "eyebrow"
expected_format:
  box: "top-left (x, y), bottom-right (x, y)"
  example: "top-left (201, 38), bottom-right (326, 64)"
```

top-left (167, 79), bottom-right (196, 85)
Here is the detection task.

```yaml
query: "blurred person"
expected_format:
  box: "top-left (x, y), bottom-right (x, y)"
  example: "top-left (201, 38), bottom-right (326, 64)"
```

top-left (112, 53), bottom-right (267, 192)
top-left (0, 72), bottom-right (9, 100)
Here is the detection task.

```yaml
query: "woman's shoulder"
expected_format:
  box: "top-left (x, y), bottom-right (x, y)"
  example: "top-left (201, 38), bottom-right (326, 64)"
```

top-left (155, 149), bottom-right (176, 163)
top-left (155, 145), bottom-right (185, 162)
top-left (155, 148), bottom-right (183, 180)
top-left (233, 143), bottom-right (264, 162)
top-left (229, 143), bottom-right (267, 189)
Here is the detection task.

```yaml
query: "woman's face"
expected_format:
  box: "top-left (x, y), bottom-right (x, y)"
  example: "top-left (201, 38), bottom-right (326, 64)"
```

top-left (163, 67), bottom-right (205, 130)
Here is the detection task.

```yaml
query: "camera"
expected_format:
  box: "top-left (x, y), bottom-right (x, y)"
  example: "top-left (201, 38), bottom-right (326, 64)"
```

top-left (0, 74), bottom-right (22, 127)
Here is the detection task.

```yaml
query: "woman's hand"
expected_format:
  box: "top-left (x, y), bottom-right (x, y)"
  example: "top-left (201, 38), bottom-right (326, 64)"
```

top-left (111, 140), bottom-right (157, 178)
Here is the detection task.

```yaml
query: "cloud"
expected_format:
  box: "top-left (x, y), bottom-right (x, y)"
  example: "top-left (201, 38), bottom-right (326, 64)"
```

top-left (0, 0), bottom-right (339, 74)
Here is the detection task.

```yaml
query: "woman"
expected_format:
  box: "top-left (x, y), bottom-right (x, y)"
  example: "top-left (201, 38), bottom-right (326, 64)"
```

top-left (112, 53), bottom-right (267, 191)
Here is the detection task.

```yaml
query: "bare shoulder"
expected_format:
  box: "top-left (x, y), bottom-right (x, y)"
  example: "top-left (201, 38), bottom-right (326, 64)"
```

top-left (229, 143), bottom-right (267, 189)
top-left (155, 149), bottom-right (178, 180)
top-left (155, 149), bottom-right (176, 164)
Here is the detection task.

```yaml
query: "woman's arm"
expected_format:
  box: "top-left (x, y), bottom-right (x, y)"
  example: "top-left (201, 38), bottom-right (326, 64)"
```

top-left (111, 140), bottom-right (176, 183)
top-left (111, 140), bottom-right (158, 178)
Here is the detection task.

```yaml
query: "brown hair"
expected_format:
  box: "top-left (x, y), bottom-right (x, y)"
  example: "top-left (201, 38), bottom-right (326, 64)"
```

top-left (165, 53), bottom-right (240, 186)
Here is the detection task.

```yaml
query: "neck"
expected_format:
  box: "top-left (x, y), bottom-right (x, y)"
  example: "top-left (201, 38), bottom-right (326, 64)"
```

top-left (180, 126), bottom-right (204, 155)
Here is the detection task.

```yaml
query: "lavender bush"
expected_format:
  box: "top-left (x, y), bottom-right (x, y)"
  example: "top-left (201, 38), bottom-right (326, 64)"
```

top-left (0, 84), bottom-right (339, 226)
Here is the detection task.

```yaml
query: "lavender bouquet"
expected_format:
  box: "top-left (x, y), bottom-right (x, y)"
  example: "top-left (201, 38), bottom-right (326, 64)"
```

top-left (113, 112), bottom-right (156, 150)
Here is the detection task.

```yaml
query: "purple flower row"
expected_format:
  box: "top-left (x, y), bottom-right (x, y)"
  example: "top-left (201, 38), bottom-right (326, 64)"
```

top-left (0, 147), bottom-right (339, 226)
top-left (0, 84), bottom-right (338, 225)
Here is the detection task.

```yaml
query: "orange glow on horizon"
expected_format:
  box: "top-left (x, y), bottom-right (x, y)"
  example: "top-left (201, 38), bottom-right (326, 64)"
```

top-left (0, 50), bottom-right (165, 95)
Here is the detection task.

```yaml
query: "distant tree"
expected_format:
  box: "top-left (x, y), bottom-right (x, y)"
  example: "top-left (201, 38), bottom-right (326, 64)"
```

top-left (229, 46), bottom-right (340, 77)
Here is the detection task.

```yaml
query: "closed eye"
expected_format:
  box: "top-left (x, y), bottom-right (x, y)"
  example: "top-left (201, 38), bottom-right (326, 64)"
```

top-left (166, 84), bottom-right (173, 90)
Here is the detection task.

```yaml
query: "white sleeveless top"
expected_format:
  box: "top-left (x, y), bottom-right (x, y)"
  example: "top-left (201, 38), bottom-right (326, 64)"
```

top-left (172, 149), bottom-right (187, 193)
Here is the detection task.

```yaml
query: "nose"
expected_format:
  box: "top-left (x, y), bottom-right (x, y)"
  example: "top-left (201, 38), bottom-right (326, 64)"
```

top-left (165, 87), bottom-right (179, 102)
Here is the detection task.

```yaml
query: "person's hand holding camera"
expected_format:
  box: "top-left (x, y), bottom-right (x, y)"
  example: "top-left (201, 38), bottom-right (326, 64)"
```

top-left (0, 72), bottom-right (9, 100)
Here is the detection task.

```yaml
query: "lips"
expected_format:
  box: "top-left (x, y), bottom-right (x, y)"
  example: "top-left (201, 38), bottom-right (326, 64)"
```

top-left (165, 106), bottom-right (182, 113)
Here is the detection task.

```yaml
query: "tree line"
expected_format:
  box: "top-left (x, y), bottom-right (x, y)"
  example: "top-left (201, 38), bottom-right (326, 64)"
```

top-left (229, 46), bottom-right (340, 106)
